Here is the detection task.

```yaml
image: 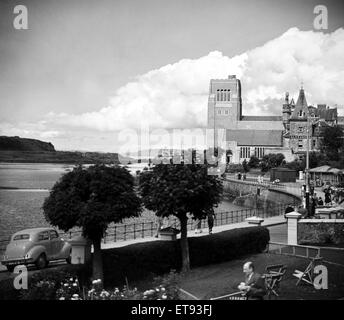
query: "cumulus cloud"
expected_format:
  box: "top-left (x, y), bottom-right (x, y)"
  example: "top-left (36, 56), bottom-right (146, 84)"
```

top-left (50, 27), bottom-right (344, 132)
top-left (0, 122), bottom-right (64, 140)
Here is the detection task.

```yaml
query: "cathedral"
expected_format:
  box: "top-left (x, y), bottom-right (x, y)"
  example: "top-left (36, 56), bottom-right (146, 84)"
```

top-left (207, 75), bottom-right (342, 164)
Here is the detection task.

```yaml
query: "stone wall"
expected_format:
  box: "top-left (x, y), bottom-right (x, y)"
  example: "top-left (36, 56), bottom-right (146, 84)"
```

top-left (298, 220), bottom-right (344, 245)
top-left (224, 179), bottom-right (301, 211)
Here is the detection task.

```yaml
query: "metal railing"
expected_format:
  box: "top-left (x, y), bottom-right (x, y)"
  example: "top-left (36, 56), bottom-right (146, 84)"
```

top-left (0, 202), bottom-right (295, 254)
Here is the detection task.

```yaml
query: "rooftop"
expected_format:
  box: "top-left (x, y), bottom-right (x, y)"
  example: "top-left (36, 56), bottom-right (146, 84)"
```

top-left (226, 130), bottom-right (283, 146)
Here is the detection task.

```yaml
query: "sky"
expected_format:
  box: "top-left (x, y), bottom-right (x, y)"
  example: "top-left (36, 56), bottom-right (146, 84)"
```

top-left (0, 0), bottom-right (344, 152)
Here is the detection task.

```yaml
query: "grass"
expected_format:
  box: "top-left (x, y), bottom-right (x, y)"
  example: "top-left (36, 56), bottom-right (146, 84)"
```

top-left (174, 253), bottom-right (344, 300)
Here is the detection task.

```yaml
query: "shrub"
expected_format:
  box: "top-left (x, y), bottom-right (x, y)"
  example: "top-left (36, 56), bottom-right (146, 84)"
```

top-left (0, 277), bottom-right (21, 300)
top-left (248, 156), bottom-right (260, 168)
top-left (19, 265), bottom-right (90, 300)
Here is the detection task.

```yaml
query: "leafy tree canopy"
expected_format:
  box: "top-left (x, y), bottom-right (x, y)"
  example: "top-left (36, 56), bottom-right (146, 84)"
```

top-left (139, 164), bottom-right (223, 220)
top-left (43, 164), bottom-right (142, 240)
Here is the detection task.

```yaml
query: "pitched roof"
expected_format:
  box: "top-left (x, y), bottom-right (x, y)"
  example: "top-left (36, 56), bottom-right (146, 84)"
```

top-left (291, 88), bottom-right (308, 120)
top-left (308, 165), bottom-right (343, 174)
top-left (226, 130), bottom-right (283, 146)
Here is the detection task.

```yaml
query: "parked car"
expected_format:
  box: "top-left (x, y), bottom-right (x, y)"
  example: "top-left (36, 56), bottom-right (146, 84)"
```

top-left (1, 227), bottom-right (72, 272)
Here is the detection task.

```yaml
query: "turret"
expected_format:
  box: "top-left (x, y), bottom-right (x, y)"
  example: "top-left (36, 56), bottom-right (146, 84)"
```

top-left (282, 92), bottom-right (291, 130)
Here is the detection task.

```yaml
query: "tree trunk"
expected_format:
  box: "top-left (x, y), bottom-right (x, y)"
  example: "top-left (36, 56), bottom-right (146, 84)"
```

top-left (92, 237), bottom-right (104, 285)
top-left (179, 215), bottom-right (190, 272)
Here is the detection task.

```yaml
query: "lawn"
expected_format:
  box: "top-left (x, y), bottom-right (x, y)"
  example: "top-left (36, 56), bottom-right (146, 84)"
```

top-left (173, 253), bottom-right (344, 300)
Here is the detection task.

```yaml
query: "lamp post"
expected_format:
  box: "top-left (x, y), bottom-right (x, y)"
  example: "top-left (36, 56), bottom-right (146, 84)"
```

top-left (305, 112), bottom-right (310, 216)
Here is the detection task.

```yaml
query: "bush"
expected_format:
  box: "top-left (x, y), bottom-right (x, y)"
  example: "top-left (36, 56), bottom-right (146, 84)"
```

top-left (102, 226), bottom-right (270, 286)
top-left (248, 156), bottom-right (260, 168)
top-left (19, 264), bottom-right (90, 300)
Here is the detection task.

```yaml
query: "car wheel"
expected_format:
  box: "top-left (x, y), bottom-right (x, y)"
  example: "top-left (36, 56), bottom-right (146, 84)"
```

top-left (66, 255), bottom-right (72, 264)
top-left (35, 253), bottom-right (47, 269)
top-left (6, 265), bottom-right (14, 272)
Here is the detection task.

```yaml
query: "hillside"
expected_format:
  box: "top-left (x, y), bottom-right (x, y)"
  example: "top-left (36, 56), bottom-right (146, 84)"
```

top-left (0, 136), bottom-right (121, 164)
top-left (0, 136), bottom-right (55, 152)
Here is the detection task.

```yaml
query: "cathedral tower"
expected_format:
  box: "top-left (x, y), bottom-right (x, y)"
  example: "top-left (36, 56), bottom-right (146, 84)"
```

top-left (207, 75), bottom-right (242, 130)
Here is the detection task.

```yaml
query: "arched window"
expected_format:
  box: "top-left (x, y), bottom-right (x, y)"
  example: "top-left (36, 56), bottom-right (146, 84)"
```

top-left (227, 90), bottom-right (230, 101)
top-left (220, 89), bottom-right (224, 101)
top-left (217, 90), bottom-right (220, 101)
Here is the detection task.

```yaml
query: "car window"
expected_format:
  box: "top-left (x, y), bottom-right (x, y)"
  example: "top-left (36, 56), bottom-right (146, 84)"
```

top-left (13, 234), bottom-right (30, 241)
top-left (38, 231), bottom-right (49, 241)
top-left (50, 230), bottom-right (59, 239)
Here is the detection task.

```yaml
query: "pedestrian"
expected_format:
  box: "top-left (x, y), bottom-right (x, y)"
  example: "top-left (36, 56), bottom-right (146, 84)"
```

top-left (207, 212), bottom-right (216, 234)
top-left (237, 262), bottom-right (266, 300)
top-left (318, 197), bottom-right (324, 206)
top-left (310, 194), bottom-right (317, 218)
top-left (155, 216), bottom-right (164, 238)
top-left (325, 190), bottom-right (332, 205)
top-left (194, 218), bottom-right (202, 234)
top-left (243, 173), bottom-right (246, 181)
top-left (238, 172), bottom-right (242, 180)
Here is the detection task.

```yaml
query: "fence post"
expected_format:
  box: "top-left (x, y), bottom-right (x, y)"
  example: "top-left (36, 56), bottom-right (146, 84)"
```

top-left (142, 222), bottom-right (144, 238)
top-left (151, 221), bottom-right (154, 237)
top-left (124, 225), bottom-right (127, 241)
top-left (114, 226), bottom-right (117, 242)
top-left (285, 211), bottom-right (302, 245)
top-left (134, 223), bottom-right (136, 239)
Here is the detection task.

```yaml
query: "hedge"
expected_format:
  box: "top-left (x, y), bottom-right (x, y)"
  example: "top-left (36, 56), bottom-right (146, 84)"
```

top-left (103, 226), bottom-right (269, 286)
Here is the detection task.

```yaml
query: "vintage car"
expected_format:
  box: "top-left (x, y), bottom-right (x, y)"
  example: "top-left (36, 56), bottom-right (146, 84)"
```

top-left (1, 227), bottom-right (72, 272)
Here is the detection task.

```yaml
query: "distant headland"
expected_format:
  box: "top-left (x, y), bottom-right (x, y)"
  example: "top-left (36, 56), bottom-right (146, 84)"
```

top-left (0, 136), bottom-right (122, 164)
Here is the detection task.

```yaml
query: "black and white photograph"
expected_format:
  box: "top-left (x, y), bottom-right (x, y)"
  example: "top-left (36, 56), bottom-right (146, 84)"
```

top-left (0, 0), bottom-right (344, 308)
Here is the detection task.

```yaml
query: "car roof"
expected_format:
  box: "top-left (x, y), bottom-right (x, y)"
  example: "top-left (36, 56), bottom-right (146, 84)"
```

top-left (12, 227), bottom-right (56, 236)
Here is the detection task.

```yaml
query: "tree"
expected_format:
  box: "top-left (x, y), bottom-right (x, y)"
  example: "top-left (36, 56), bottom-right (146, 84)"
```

top-left (43, 164), bottom-right (142, 282)
top-left (259, 153), bottom-right (285, 172)
top-left (139, 164), bottom-right (223, 271)
top-left (242, 159), bottom-right (249, 172)
top-left (248, 155), bottom-right (260, 168)
top-left (321, 125), bottom-right (344, 161)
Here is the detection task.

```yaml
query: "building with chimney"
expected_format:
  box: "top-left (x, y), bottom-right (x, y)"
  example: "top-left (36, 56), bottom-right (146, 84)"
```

top-left (207, 75), bottom-right (340, 163)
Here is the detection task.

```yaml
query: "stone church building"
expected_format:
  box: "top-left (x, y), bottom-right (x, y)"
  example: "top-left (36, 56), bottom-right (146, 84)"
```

top-left (207, 75), bottom-right (340, 164)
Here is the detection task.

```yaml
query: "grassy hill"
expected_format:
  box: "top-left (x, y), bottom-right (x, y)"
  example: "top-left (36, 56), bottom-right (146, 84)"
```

top-left (0, 136), bottom-right (121, 164)
top-left (0, 136), bottom-right (55, 152)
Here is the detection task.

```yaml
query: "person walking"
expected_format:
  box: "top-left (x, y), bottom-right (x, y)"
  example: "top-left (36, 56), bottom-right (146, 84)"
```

top-left (325, 190), bottom-right (332, 205)
top-left (207, 212), bottom-right (216, 234)
top-left (155, 216), bottom-right (164, 238)
top-left (318, 197), bottom-right (324, 206)
top-left (194, 218), bottom-right (203, 234)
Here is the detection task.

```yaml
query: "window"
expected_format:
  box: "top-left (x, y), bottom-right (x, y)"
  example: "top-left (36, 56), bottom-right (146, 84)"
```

top-left (220, 89), bottom-right (224, 101)
top-left (38, 231), bottom-right (49, 241)
top-left (227, 90), bottom-right (230, 101)
top-left (13, 234), bottom-right (30, 241)
top-left (254, 147), bottom-right (265, 159)
top-left (50, 230), bottom-right (58, 239)
top-left (225, 109), bottom-right (229, 115)
top-left (240, 147), bottom-right (250, 159)
top-left (299, 110), bottom-right (302, 117)
top-left (298, 140), bottom-right (303, 148)
top-left (217, 90), bottom-right (220, 101)
top-left (217, 109), bottom-right (221, 115)
top-left (298, 127), bottom-right (303, 132)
